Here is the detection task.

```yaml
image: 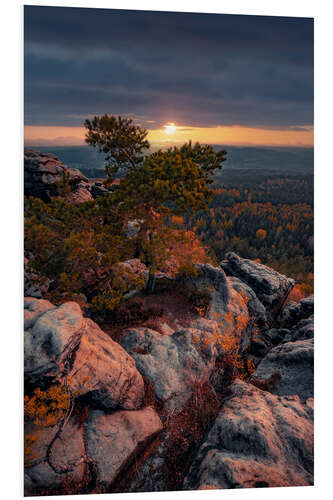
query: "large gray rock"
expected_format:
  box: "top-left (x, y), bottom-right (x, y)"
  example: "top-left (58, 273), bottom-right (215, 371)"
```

top-left (24, 417), bottom-right (86, 495)
top-left (253, 338), bottom-right (314, 401)
top-left (84, 407), bottom-right (163, 489)
top-left (220, 252), bottom-right (294, 319)
top-left (121, 327), bottom-right (219, 410)
top-left (24, 299), bottom-right (145, 410)
top-left (184, 379), bottom-right (313, 490)
top-left (24, 149), bottom-right (92, 203)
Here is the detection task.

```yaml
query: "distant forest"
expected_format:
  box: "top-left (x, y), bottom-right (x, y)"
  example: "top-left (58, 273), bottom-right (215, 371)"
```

top-left (34, 145), bottom-right (314, 292)
top-left (187, 169), bottom-right (313, 292)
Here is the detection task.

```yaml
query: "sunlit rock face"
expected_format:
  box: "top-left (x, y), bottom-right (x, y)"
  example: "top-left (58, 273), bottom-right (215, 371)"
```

top-left (183, 379), bottom-right (313, 490)
top-left (24, 299), bottom-right (145, 410)
top-left (220, 252), bottom-right (295, 319)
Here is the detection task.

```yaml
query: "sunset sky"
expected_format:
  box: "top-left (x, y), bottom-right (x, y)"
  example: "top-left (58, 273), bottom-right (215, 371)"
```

top-left (24, 7), bottom-right (314, 148)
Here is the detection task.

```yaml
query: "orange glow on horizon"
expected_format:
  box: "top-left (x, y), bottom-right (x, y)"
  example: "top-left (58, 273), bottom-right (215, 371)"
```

top-left (24, 124), bottom-right (314, 148)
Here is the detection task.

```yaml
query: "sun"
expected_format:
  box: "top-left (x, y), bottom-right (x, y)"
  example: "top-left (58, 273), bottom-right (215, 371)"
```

top-left (164, 123), bottom-right (176, 134)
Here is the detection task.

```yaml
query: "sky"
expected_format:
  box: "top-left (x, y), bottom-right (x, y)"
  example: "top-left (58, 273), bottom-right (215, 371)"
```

top-left (24, 6), bottom-right (314, 147)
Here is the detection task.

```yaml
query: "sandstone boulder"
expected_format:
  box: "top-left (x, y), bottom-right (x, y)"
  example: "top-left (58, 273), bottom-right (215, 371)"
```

top-left (24, 299), bottom-right (145, 410)
top-left (220, 252), bottom-right (294, 319)
top-left (194, 263), bottom-right (230, 316)
top-left (84, 407), bottom-right (163, 489)
top-left (184, 379), bottom-right (313, 490)
top-left (124, 219), bottom-right (143, 239)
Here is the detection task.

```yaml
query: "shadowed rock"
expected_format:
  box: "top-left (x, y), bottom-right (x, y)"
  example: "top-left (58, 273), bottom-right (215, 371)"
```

top-left (281, 295), bottom-right (314, 328)
top-left (194, 263), bottom-right (231, 316)
top-left (184, 379), bottom-right (313, 490)
top-left (284, 315), bottom-right (314, 342)
top-left (253, 338), bottom-right (314, 401)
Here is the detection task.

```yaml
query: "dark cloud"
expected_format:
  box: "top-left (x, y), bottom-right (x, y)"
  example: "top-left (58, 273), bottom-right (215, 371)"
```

top-left (24, 6), bottom-right (313, 129)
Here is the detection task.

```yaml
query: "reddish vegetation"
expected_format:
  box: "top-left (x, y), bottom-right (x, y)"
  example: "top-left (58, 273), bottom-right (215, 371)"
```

top-left (285, 283), bottom-right (313, 304)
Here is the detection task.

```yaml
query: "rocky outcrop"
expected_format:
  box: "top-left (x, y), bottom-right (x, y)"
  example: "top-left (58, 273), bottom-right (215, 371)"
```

top-left (84, 407), bottom-right (163, 489)
top-left (184, 379), bottom-right (313, 490)
top-left (90, 181), bottom-right (112, 198)
top-left (253, 338), bottom-right (314, 402)
top-left (24, 299), bottom-right (144, 409)
top-left (24, 149), bottom-right (93, 203)
top-left (23, 252), bottom-right (314, 495)
top-left (220, 252), bottom-right (294, 319)
top-left (120, 263), bottom-right (250, 410)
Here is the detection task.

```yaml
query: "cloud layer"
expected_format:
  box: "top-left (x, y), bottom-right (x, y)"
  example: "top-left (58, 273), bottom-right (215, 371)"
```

top-left (24, 6), bottom-right (314, 130)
